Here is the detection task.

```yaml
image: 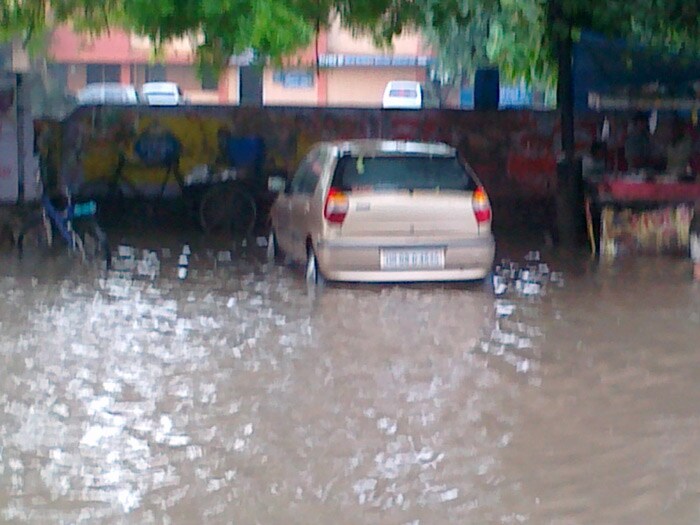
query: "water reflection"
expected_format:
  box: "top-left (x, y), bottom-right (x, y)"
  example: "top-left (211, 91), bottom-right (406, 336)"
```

top-left (1, 245), bottom-right (699, 523)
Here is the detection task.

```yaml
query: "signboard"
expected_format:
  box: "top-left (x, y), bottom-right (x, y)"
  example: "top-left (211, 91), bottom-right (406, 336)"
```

top-left (318, 54), bottom-right (431, 68)
top-left (0, 73), bottom-right (18, 203)
top-left (588, 92), bottom-right (700, 111)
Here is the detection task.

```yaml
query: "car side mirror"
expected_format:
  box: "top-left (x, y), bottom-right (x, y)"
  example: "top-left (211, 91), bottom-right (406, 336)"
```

top-left (268, 176), bottom-right (287, 193)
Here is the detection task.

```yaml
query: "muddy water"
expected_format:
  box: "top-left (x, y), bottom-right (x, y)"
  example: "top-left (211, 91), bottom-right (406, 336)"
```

top-left (0, 240), bottom-right (699, 524)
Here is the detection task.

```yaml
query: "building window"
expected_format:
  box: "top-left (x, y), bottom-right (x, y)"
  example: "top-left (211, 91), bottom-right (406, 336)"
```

top-left (86, 64), bottom-right (120, 84)
top-left (146, 64), bottom-right (167, 82)
top-left (273, 70), bottom-right (314, 89)
top-left (201, 68), bottom-right (219, 90)
top-left (47, 64), bottom-right (68, 89)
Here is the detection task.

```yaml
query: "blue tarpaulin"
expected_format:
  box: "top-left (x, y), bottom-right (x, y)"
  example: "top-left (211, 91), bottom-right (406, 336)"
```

top-left (460, 85), bottom-right (533, 109)
top-left (574, 32), bottom-right (700, 111)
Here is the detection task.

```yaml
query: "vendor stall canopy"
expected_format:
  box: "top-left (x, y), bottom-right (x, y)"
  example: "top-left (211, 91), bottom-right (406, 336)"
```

top-left (575, 31), bottom-right (700, 111)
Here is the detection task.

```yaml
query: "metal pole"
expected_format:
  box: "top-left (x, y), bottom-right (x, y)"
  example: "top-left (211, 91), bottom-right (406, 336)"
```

top-left (16, 73), bottom-right (25, 205)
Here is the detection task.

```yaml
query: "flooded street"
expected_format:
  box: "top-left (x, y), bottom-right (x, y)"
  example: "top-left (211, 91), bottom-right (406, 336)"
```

top-left (1, 234), bottom-right (699, 524)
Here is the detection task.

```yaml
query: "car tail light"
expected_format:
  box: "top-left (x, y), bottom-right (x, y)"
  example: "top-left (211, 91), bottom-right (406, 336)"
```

top-left (324, 188), bottom-right (349, 224)
top-left (473, 187), bottom-right (492, 224)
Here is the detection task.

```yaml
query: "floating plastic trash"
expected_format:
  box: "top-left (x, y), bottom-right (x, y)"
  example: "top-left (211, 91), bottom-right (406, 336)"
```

top-left (495, 302), bottom-right (516, 317)
top-left (216, 251), bottom-right (232, 263)
top-left (521, 282), bottom-right (541, 296)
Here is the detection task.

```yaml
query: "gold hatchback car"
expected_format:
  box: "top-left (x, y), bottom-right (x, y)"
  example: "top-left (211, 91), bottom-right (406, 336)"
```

top-left (267, 140), bottom-right (495, 284)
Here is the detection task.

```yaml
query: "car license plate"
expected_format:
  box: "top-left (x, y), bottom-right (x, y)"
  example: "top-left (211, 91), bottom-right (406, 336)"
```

top-left (380, 248), bottom-right (445, 270)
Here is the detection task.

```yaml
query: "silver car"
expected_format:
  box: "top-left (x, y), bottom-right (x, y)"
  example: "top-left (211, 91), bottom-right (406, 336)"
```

top-left (268, 140), bottom-right (495, 284)
top-left (76, 83), bottom-right (140, 105)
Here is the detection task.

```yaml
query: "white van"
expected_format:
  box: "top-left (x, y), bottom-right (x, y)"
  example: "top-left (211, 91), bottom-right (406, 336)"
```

top-left (141, 82), bottom-right (187, 106)
top-left (382, 80), bottom-right (423, 109)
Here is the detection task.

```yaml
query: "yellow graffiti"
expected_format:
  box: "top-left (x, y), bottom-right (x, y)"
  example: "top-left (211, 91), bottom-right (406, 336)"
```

top-left (81, 113), bottom-right (230, 185)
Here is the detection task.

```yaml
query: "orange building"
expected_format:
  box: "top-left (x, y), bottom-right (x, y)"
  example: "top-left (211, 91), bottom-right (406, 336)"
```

top-left (48, 18), bottom-right (432, 107)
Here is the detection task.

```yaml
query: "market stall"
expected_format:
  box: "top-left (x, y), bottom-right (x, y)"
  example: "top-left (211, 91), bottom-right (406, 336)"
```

top-left (584, 97), bottom-right (700, 257)
top-left (587, 176), bottom-right (699, 257)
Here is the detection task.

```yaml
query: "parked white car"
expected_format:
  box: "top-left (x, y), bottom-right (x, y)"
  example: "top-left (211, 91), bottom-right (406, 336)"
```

top-left (382, 80), bottom-right (423, 109)
top-left (76, 83), bottom-right (139, 105)
top-left (141, 82), bottom-right (187, 106)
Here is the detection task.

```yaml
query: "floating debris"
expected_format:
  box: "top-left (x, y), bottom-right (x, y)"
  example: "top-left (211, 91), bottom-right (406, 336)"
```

top-left (178, 253), bottom-right (189, 280)
top-left (492, 275), bottom-right (508, 296)
top-left (525, 250), bottom-right (540, 262)
top-left (136, 250), bottom-right (160, 280)
top-left (492, 253), bottom-right (563, 298)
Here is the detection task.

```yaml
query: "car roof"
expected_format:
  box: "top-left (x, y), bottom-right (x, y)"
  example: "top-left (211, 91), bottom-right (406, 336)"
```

top-left (322, 139), bottom-right (455, 157)
top-left (386, 80), bottom-right (420, 88)
top-left (80, 83), bottom-right (134, 92)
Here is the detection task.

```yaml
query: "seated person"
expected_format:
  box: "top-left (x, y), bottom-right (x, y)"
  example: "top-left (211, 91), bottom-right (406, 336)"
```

top-left (625, 111), bottom-right (664, 171)
top-left (582, 141), bottom-right (608, 185)
top-left (666, 117), bottom-right (693, 178)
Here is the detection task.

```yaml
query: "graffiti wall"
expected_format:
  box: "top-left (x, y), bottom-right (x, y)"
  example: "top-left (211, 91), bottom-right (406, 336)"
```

top-left (48, 105), bottom-right (688, 202)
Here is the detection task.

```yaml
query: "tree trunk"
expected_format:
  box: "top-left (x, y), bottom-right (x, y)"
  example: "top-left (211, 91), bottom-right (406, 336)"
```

top-left (557, 24), bottom-right (575, 161)
top-left (552, 12), bottom-right (583, 246)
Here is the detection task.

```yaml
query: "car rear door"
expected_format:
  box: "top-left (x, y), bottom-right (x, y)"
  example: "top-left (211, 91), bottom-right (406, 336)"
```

top-left (287, 148), bottom-right (325, 261)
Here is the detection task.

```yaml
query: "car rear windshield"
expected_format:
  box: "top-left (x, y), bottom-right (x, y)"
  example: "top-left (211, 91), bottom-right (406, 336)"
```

top-left (389, 89), bottom-right (417, 97)
top-left (331, 154), bottom-right (478, 192)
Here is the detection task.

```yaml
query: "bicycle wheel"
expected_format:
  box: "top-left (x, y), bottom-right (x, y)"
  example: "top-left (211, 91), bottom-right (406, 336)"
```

top-left (17, 212), bottom-right (52, 260)
top-left (199, 187), bottom-right (233, 233)
top-left (74, 219), bottom-right (111, 269)
top-left (199, 186), bottom-right (257, 236)
top-left (228, 190), bottom-right (257, 237)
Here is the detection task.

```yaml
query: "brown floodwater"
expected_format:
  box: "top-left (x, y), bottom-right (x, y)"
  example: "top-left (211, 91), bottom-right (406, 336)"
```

top-left (0, 234), bottom-right (699, 524)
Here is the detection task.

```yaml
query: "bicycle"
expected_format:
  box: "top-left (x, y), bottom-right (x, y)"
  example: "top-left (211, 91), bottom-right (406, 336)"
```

top-left (17, 172), bottom-right (111, 269)
top-left (79, 125), bottom-right (191, 229)
top-left (193, 134), bottom-right (268, 237)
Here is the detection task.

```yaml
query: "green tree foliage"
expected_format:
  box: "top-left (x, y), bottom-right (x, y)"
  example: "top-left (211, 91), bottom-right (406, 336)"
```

top-left (422, 0), bottom-right (554, 90)
top-left (3, 0), bottom-right (700, 82)
top-left (423, 0), bottom-right (700, 92)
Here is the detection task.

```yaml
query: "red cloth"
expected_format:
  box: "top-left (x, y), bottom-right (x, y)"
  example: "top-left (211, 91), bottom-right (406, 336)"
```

top-left (598, 181), bottom-right (700, 202)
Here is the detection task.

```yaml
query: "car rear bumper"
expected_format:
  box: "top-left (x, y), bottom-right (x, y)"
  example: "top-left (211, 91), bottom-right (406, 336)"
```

top-left (315, 235), bottom-right (495, 282)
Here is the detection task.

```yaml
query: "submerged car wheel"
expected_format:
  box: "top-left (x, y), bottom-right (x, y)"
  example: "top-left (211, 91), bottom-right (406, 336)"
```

top-left (267, 230), bottom-right (283, 263)
top-left (305, 246), bottom-right (325, 286)
top-left (75, 219), bottom-right (112, 270)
